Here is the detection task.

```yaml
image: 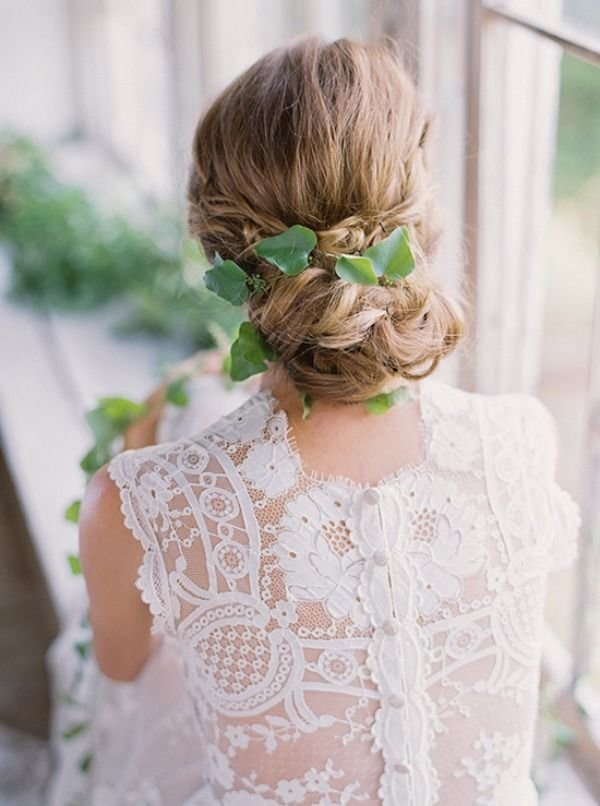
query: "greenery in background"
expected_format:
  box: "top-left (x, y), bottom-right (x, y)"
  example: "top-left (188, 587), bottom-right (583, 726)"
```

top-left (554, 54), bottom-right (600, 199)
top-left (0, 133), bottom-right (243, 348)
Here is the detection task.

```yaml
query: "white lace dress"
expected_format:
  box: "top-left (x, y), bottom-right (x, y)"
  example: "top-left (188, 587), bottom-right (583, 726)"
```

top-left (95, 377), bottom-right (580, 805)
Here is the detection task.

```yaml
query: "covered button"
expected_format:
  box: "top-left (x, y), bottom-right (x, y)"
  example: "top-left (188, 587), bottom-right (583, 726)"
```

top-left (372, 549), bottom-right (389, 567)
top-left (362, 487), bottom-right (381, 506)
top-left (382, 618), bottom-right (401, 636)
top-left (389, 693), bottom-right (405, 709)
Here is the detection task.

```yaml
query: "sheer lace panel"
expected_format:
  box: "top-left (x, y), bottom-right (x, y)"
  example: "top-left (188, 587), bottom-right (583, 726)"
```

top-left (106, 379), bottom-right (580, 805)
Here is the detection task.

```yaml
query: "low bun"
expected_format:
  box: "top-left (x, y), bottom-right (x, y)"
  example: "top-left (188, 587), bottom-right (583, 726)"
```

top-left (188, 37), bottom-right (466, 403)
top-left (249, 266), bottom-right (463, 404)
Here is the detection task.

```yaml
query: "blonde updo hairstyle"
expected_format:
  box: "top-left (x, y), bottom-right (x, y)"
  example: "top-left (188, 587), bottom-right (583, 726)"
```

top-left (188, 37), bottom-right (465, 404)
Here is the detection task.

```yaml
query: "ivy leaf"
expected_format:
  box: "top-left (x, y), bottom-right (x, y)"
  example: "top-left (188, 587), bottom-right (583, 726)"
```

top-left (165, 376), bottom-right (189, 407)
top-left (62, 722), bottom-right (88, 740)
top-left (204, 259), bottom-right (249, 305)
top-left (229, 321), bottom-right (277, 381)
top-left (60, 692), bottom-right (82, 706)
top-left (300, 392), bottom-right (312, 420)
top-left (85, 398), bottom-right (147, 443)
top-left (238, 321), bottom-right (277, 364)
top-left (364, 386), bottom-right (412, 414)
top-left (67, 554), bottom-right (82, 575)
top-left (97, 397), bottom-right (147, 423)
top-left (79, 753), bottom-right (93, 773)
top-left (255, 225), bottom-right (317, 276)
top-left (364, 226), bottom-right (415, 280)
top-left (229, 340), bottom-right (264, 381)
top-left (75, 640), bottom-right (91, 659)
top-left (64, 500), bottom-right (81, 524)
top-left (334, 255), bottom-right (378, 285)
top-left (80, 444), bottom-right (111, 475)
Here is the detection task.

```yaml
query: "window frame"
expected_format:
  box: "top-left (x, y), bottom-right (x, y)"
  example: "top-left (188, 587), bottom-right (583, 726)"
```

top-left (456, 1), bottom-right (600, 795)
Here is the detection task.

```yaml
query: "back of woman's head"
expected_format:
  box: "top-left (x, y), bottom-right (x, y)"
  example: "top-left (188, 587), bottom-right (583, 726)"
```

top-left (188, 37), bottom-right (465, 403)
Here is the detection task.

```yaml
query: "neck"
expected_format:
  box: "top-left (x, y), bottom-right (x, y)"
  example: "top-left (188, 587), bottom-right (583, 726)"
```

top-left (259, 364), bottom-right (419, 421)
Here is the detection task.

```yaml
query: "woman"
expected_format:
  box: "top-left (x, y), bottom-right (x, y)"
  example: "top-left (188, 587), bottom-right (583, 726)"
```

top-left (79, 38), bottom-right (580, 805)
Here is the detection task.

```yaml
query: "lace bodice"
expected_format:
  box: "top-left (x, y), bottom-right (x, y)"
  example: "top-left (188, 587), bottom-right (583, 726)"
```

top-left (105, 378), bottom-right (580, 805)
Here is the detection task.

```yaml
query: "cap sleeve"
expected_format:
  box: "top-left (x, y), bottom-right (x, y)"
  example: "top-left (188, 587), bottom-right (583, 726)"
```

top-left (518, 394), bottom-right (581, 572)
top-left (106, 447), bottom-right (176, 636)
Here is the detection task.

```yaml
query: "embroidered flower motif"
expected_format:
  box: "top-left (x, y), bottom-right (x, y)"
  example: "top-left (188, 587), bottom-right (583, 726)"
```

top-left (224, 724), bottom-right (250, 750)
top-left (240, 441), bottom-right (299, 497)
top-left (273, 487), bottom-right (364, 622)
top-left (177, 444), bottom-right (209, 474)
top-left (317, 651), bottom-right (358, 685)
top-left (214, 542), bottom-right (248, 578)
top-left (403, 476), bottom-right (487, 617)
top-left (454, 730), bottom-right (524, 805)
top-left (206, 744), bottom-right (235, 790)
top-left (304, 768), bottom-right (330, 794)
top-left (445, 624), bottom-right (483, 659)
top-left (214, 396), bottom-right (272, 443)
top-left (200, 488), bottom-right (239, 520)
top-left (430, 419), bottom-right (480, 472)
top-left (266, 412), bottom-right (286, 440)
top-left (273, 600), bottom-right (298, 628)
top-left (274, 778), bottom-right (306, 804)
top-left (409, 509), bottom-right (486, 619)
top-left (137, 471), bottom-right (174, 529)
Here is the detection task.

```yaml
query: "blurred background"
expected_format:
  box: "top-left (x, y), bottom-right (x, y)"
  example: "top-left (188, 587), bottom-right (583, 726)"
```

top-left (0, 1), bottom-right (598, 804)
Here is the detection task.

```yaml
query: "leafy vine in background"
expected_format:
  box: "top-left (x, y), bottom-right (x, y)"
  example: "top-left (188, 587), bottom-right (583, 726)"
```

top-left (60, 375), bottom-right (190, 775)
top-left (0, 133), bottom-right (243, 348)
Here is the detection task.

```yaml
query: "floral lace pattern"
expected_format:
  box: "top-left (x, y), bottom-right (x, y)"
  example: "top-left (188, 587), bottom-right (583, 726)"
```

top-left (105, 378), bottom-right (580, 805)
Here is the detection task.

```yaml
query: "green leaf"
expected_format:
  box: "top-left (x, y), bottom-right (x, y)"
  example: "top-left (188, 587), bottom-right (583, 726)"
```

top-left (255, 225), bottom-right (317, 276)
top-left (98, 397), bottom-right (147, 425)
top-left (553, 722), bottom-right (575, 750)
top-left (75, 640), bottom-right (91, 659)
top-left (300, 392), bottom-right (312, 420)
top-left (238, 321), bottom-right (277, 364)
top-left (79, 752), bottom-right (93, 773)
top-left (364, 226), bottom-right (415, 280)
top-left (229, 321), bottom-right (277, 381)
top-left (204, 259), bottom-right (249, 305)
top-left (62, 721), bottom-right (88, 740)
top-left (67, 554), bottom-right (82, 575)
top-left (79, 444), bottom-right (111, 475)
top-left (165, 376), bottom-right (189, 407)
top-left (64, 500), bottom-right (81, 524)
top-left (334, 255), bottom-right (378, 285)
top-left (60, 692), bottom-right (82, 706)
top-left (229, 340), bottom-right (265, 381)
top-left (85, 398), bottom-right (146, 443)
top-left (364, 385), bottom-right (412, 414)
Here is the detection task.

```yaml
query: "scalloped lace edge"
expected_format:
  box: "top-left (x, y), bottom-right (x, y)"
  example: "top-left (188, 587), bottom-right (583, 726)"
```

top-left (106, 452), bottom-right (173, 636)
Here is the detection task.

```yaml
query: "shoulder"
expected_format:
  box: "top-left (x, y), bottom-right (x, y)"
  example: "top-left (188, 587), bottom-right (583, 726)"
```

top-left (426, 379), bottom-right (558, 459)
top-left (79, 440), bottom-right (188, 568)
top-left (429, 378), bottom-right (556, 433)
top-left (79, 461), bottom-right (131, 555)
top-left (477, 389), bottom-right (558, 458)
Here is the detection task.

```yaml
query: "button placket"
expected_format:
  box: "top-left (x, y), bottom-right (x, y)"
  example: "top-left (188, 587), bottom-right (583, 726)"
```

top-left (368, 487), bottom-right (412, 787)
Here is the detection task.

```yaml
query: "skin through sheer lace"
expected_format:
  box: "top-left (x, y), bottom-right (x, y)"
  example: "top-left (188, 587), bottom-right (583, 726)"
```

top-left (102, 378), bottom-right (580, 805)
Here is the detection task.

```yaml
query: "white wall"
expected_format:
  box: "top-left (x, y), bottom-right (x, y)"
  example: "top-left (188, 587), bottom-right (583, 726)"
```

top-left (0, 0), bottom-right (75, 142)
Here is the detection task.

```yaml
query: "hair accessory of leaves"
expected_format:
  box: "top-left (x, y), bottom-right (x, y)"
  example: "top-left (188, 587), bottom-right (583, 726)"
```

top-left (255, 225), bottom-right (317, 275)
top-left (203, 224), bottom-right (417, 405)
top-left (335, 226), bottom-right (415, 285)
top-left (203, 223), bottom-right (415, 306)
